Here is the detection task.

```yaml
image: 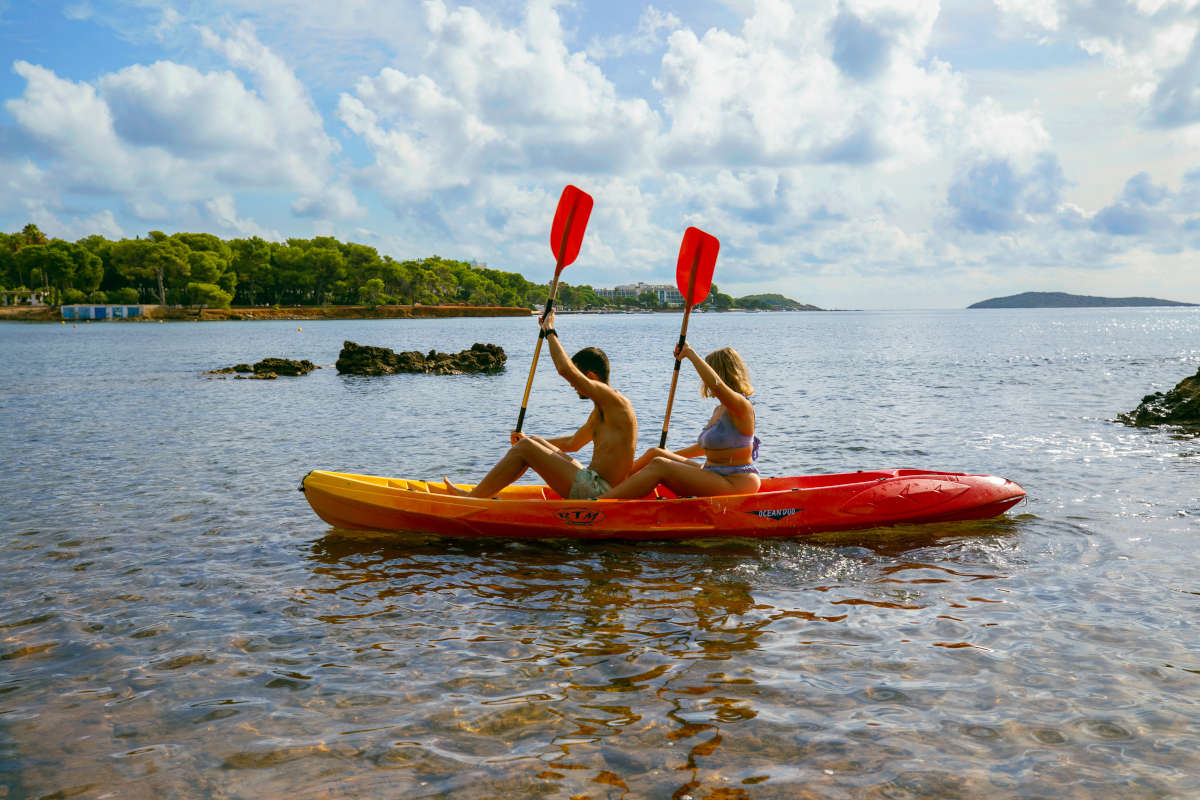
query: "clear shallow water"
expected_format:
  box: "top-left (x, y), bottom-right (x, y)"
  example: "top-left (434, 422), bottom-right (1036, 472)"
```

top-left (1, 309), bottom-right (1197, 799)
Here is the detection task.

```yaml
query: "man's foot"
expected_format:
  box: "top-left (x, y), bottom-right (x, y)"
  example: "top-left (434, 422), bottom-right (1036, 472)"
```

top-left (442, 478), bottom-right (469, 497)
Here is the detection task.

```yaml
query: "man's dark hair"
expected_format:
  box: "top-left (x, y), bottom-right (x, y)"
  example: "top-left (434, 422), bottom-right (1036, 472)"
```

top-left (572, 347), bottom-right (610, 383)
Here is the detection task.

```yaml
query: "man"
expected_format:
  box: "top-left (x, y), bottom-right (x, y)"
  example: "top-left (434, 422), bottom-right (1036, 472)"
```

top-left (444, 309), bottom-right (638, 499)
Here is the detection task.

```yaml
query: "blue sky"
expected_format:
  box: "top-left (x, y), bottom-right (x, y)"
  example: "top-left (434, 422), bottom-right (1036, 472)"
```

top-left (1, 0), bottom-right (1198, 308)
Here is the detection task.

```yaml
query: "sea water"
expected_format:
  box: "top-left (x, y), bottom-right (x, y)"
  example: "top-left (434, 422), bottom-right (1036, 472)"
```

top-left (1, 309), bottom-right (1197, 798)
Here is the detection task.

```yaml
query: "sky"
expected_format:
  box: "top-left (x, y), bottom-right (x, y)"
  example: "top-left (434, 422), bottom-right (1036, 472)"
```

top-left (1, 0), bottom-right (1198, 309)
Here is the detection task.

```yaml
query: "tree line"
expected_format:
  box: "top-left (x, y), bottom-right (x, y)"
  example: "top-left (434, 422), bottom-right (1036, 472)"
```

top-left (0, 224), bottom-right (741, 310)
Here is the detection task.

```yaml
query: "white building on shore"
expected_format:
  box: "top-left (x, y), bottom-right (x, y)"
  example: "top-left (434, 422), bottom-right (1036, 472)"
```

top-left (595, 282), bottom-right (684, 307)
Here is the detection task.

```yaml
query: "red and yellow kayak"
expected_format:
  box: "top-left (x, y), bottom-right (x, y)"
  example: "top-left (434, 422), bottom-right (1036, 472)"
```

top-left (301, 468), bottom-right (1025, 539)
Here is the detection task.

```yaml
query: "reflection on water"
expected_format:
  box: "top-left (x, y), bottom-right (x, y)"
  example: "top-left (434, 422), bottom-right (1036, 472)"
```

top-left (3, 311), bottom-right (1199, 798)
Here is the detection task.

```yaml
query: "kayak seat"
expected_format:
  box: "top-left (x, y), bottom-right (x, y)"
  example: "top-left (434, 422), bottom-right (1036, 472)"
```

top-left (388, 478), bottom-right (430, 492)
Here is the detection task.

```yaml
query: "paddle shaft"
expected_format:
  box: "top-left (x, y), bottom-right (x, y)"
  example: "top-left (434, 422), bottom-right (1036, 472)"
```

top-left (516, 274), bottom-right (562, 433)
top-left (659, 305), bottom-right (695, 448)
top-left (659, 252), bottom-right (702, 448)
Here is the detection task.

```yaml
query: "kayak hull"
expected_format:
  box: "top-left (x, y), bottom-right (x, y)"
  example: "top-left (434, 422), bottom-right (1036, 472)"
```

top-left (300, 469), bottom-right (1026, 540)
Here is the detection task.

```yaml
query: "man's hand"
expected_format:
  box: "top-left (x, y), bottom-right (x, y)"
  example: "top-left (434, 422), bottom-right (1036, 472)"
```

top-left (510, 430), bottom-right (526, 446)
top-left (540, 308), bottom-right (556, 332)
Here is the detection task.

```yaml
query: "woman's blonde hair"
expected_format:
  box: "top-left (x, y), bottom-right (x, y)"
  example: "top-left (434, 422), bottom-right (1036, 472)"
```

top-left (703, 347), bottom-right (754, 397)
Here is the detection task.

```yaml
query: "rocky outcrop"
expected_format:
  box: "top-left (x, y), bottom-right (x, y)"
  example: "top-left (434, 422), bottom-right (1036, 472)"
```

top-left (336, 341), bottom-right (506, 375)
top-left (1118, 365), bottom-right (1200, 427)
top-left (207, 358), bottom-right (318, 379)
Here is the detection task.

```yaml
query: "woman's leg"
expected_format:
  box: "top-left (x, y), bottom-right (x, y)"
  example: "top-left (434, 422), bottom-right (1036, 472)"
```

top-left (599, 457), bottom-right (760, 500)
top-left (631, 446), bottom-right (696, 473)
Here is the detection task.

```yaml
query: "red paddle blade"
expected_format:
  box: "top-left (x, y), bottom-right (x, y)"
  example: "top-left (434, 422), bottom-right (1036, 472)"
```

top-left (550, 185), bottom-right (594, 272)
top-left (675, 226), bottom-right (719, 307)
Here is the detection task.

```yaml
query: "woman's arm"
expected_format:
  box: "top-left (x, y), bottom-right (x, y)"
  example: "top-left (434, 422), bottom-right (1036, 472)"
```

top-left (679, 343), bottom-right (755, 433)
top-left (673, 442), bottom-right (706, 458)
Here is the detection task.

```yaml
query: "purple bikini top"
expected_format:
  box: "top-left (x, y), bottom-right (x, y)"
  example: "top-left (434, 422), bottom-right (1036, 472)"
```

top-left (697, 410), bottom-right (760, 460)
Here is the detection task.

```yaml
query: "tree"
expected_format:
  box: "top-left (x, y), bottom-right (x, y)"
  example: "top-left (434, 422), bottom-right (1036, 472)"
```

top-left (188, 250), bottom-right (229, 287)
top-left (343, 242), bottom-right (383, 287)
top-left (14, 244), bottom-right (74, 304)
top-left (187, 281), bottom-right (233, 309)
top-left (64, 241), bottom-right (104, 295)
top-left (111, 287), bottom-right (140, 304)
top-left (20, 223), bottom-right (47, 247)
top-left (271, 241), bottom-right (315, 304)
top-left (79, 234), bottom-right (119, 294)
top-left (144, 235), bottom-right (191, 305)
top-left (358, 277), bottom-right (387, 307)
top-left (307, 240), bottom-right (346, 305)
top-left (708, 282), bottom-right (734, 310)
top-left (176, 233), bottom-right (235, 294)
top-left (380, 257), bottom-right (414, 304)
top-left (0, 233), bottom-right (15, 287)
top-left (638, 290), bottom-right (659, 309)
top-left (230, 237), bottom-right (272, 306)
top-left (110, 238), bottom-right (154, 302)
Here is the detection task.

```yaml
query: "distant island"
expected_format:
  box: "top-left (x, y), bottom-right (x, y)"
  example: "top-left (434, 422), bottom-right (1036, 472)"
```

top-left (969, 291), bottom-right (1197, 309)
top-left (735, 293), bottom-right (822, 311)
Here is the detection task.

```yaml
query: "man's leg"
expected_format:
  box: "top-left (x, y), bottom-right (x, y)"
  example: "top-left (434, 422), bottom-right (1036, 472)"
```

top-left (454, 437), bottom-right (581, 498)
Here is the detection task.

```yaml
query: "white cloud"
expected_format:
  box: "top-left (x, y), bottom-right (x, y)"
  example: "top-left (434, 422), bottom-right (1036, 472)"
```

top-left (100, 61), bottom-right (279, 157)
top-left (6, 61), bottom-right (143, 192)
top-left (994, 0), bottom-right (1061, 31)
top-left (587, 6), bottom-right (682, 60)
top-left (653, 0), bottom-right (958, 169)
top-left (339, 0), bottom-right (659, 207)
top-left (202, 194), bottom-right (281, 240)
top-left (23, 207), bottom-right (125, 241)
top-left (992, 0), bottom-right (1200, 129)
top-left (4, 21), bottom-right (359, 233)
top-left (64, 3), bottom-right (94, 22)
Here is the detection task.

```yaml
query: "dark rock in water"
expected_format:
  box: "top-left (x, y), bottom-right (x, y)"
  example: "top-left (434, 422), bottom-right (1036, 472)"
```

top-left (1118, 366), bottom-right (1200, 427)
top-left (207, 358), bottom-right (317, 377)
top-left (253, 357), bottom-right (317, 376)
top-left (207, 363), bottom-right (254, 374)
top-left (336, 341), bottom-right (506, 376)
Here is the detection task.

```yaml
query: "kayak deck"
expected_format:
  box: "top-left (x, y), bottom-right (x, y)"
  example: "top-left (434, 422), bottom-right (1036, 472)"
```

top-left (301, 468), bottom-right (1026, 540)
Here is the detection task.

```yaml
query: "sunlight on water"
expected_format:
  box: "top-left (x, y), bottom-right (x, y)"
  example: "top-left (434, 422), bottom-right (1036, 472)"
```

top-left (1, 309), bottom-right (1198, 798)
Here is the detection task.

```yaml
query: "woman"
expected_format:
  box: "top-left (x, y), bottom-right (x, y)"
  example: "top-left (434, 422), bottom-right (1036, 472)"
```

top-left (599, 343), bottom-right (760, 499)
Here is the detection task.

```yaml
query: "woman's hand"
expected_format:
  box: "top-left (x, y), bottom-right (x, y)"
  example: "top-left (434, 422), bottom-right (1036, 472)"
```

top-left (674, 342), bottom-right (696, 361)
top-left (540, 308), bottom-right (556, 332)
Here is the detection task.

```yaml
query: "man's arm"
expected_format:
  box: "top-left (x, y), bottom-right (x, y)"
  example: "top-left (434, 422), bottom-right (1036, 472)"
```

top-left (543, 408), bottom-right (598, 452)
top-left (541, 310), bottom-right (621, 406)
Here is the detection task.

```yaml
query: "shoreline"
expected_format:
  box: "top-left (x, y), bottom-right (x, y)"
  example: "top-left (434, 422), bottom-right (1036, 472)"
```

top-left (0, 304), bottom-right (830, 322)
top-left (0, 304), bottom-right (534, 322)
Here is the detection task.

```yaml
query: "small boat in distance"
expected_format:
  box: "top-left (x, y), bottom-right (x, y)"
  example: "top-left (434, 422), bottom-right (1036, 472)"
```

top-left (301, 468), bottom-right (1026, 540)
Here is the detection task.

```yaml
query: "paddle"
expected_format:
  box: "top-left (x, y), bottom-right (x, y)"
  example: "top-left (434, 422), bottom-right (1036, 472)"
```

top-left (659, 226), bottom-right (719, 448)
top-left (515, 184), bottom-right (594, 433)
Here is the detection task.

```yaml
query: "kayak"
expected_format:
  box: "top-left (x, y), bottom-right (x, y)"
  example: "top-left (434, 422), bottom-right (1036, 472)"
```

top-left (300, 468), bottom-right (1025, 540)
